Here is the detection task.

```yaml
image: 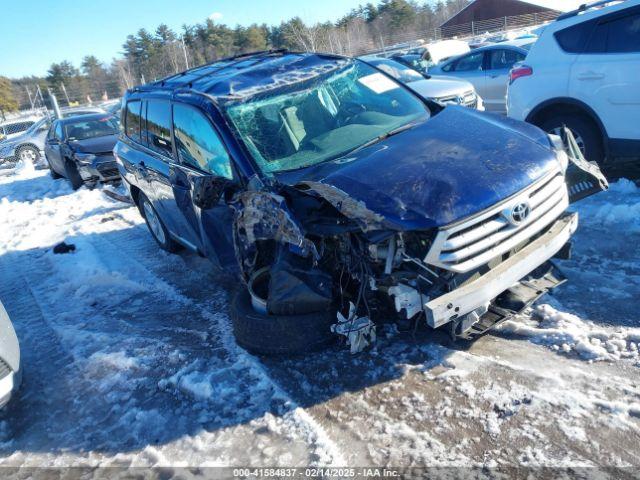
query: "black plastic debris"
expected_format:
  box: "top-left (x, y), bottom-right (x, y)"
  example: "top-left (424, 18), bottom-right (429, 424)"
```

top-left (53, 242), bottom-right (76, 255)
top-left (267, 250), bottom-right (332, 316)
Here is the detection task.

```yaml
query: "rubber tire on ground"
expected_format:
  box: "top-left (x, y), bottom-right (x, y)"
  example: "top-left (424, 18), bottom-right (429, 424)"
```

top-left (137, 192), bottom-right (180, 253)
top-left (540, 113), bottom-right (605, 165)
top-left (64, 160), bottom-right (84, 190)
top-left (230, 289), bottom-right (336, 355)
top-left (17, 145), bottom-right (40, 164)
top-left (46, 156), bottom-right (62, 179)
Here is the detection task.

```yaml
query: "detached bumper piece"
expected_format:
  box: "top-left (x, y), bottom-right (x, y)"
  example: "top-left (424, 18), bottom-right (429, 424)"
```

top-left (562, 127), bottom-right (609, 203)
top-left (454, 262), bottom-right (566, 341)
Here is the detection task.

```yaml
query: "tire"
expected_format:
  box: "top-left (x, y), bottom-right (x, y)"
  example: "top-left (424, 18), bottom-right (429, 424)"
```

top-left (46, 156), bottom-right (62, 179)
top-left (230, 289), bottom-right (336, 355)
top-left (16, 145), bottom-right (40, 164)
top-left (540, 113), bottom-right (604, 165)
top-left (63, 160), bottom-right (84, 190)
top-left (138, 192), bottom-right (180, 253)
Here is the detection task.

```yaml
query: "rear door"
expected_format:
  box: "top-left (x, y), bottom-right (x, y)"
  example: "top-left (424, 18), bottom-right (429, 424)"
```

top-left (484, 48), bottom-right (526, 114)
top-left (142, 99), bottom-right (202, 251)
top-left (170, 102), bottom-right (237, 269)
top-left (569, 6), bottom-right (640, 144)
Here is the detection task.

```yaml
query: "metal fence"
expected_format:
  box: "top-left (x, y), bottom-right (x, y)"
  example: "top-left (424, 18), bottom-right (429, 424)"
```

top-left (440, 10), bottom-right (560, 39)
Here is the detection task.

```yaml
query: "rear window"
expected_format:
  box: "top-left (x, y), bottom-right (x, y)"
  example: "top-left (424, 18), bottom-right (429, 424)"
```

top-left (125, 101), bottom-right (142, 143)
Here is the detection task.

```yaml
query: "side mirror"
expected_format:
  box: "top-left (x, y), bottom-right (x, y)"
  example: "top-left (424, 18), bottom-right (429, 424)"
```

top-left (48, 138), bottom-right (60, 145)
top-left (192, 175), bottom-right (237, 210)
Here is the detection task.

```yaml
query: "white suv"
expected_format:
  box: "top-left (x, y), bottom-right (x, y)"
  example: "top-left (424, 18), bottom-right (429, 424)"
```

top-left (508, 0), bottom-right (640, 172)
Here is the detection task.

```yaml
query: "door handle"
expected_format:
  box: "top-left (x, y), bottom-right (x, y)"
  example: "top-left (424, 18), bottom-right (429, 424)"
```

top-left (577, 72), bottom-right (605, 81)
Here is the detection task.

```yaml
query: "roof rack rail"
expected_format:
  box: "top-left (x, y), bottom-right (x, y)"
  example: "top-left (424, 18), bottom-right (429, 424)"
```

top-left (556, 0), bottom-right (627, 21)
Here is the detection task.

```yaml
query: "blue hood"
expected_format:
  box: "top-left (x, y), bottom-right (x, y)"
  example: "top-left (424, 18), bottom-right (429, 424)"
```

top-left (277, 107), bottom-right (560, 230)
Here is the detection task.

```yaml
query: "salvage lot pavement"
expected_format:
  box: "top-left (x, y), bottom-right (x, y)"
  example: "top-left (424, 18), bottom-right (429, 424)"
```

top-left (0, 161), bottom-right (639, 470)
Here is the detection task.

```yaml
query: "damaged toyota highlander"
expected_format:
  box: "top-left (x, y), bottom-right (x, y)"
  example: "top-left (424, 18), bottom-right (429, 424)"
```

top-left (115, 50), bottom-right (608, 354)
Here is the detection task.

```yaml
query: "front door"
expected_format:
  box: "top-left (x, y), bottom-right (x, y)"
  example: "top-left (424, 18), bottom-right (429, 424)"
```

top-left (170, 102), bottom-right (237, 269)
top-left (484, 48), bottom-right (526, 114)
top-left (44, 121), bottom-right (65, 174)
top-left (143, 99), bottom-right (202, 251)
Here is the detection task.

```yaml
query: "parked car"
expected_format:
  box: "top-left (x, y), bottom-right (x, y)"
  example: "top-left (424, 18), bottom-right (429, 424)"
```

top-left (0, 300), bottom-right (21, 408)
top-left (430, 42), bottom-right (532, 114)
top-left (116, 51), bottom-right (605, 354)
top-left (390, 54), bottom-right (431, 75)
top-left (45, 114), bottom-right (121, 189)
top-left (0, 117), bottom-right (51, 166)
top-left (360, 56), bottom-right (484, 110)
top-left (508, 0), bottom-right (640, 172)
top-left (0, 119), bottom-right (36, 142)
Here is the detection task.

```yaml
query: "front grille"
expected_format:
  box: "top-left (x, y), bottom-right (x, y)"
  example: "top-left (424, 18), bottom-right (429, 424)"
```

top-left (425, 169), bottom-right (569, 273)
top-left (437, 90), bottom-right (477, 108)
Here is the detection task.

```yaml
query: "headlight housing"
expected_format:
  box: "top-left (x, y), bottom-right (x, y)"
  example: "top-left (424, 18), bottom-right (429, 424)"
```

top-left (74, 153), bottom-right (96, 165)
top-left (547, 133), bottom-right (569, 173)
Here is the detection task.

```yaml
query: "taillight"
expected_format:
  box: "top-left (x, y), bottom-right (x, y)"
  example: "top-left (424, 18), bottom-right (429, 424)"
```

top-left (509, 66), bottom-right (533, 84)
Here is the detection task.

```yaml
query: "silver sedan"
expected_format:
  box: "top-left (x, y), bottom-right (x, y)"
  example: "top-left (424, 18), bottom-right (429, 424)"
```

top-left (360, 56), bottom-right (484, 110)
top-left (429, 41), bottom-right (534, 114)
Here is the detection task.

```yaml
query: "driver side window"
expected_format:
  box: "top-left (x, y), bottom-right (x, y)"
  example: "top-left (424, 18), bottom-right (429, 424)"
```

top-left (173, 103), bottom-right (233, 179)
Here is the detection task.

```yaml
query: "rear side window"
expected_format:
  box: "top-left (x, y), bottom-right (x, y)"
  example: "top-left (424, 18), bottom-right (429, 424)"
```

top-left (555, 21), bottom-right (595, 53)
top-left (488, 49), bottom-right (526, 70)
top-left (125, 101), bottom-right (142, 143)
top-left (606, 13), bottom-right (640, 53)
top-left (146, 100), bottom-right (173, 156)
top-left (173, 103), bottom-right (233, 179)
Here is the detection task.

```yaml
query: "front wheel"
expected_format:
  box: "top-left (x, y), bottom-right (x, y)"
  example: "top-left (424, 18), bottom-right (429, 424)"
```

top-left (17, 145), bottom-right (40, 164)
top-left (63, 160), bottom-right (84, 190)
top-left (138, 193), bottom-right (180, 253)
top-left (46, 155), bottom-right (62, 179)
top-left (230, 290), bottom-right (336, 355)
top-left (540, 114), bottom-right (604, 165)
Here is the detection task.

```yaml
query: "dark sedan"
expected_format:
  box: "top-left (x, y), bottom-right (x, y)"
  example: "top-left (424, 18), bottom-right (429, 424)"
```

top-left (44, 114), bottom-right (121, 189)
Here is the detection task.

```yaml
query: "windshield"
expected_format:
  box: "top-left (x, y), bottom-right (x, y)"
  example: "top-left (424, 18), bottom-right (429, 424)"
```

top-left (368, 59), bottom-right (424, 83)
top-left (225, 61), bottom-right (428, 174)
top-left (64, 116), bottom-right (119, 141)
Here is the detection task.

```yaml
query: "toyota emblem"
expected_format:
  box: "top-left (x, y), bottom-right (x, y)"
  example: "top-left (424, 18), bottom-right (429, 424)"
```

top-left (510, 202), bottom-right (530, 225)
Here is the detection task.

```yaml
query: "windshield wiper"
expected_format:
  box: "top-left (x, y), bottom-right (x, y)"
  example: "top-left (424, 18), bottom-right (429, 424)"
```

top-left (349, 123), bottom-right (416, 156)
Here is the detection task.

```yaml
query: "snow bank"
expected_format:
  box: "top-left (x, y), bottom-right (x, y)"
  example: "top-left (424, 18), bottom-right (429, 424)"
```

top-left (499, 304), bottom-right (640, 361)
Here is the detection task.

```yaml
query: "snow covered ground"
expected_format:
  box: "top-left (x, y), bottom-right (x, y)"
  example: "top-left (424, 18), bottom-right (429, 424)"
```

top-left (0, 162), bottom-right (638, 472)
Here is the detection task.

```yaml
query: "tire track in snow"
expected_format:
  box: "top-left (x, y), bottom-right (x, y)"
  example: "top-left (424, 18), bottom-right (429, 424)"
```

top-left (84, 215), bottom-right (346, 466)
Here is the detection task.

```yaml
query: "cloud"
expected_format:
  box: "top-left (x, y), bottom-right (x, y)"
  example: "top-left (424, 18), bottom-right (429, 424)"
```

top-left (208, 12), bottom-right (223, 21)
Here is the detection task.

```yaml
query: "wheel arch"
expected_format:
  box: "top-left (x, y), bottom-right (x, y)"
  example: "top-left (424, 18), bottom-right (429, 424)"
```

top-left (526, 97), bottom-right (609, 153)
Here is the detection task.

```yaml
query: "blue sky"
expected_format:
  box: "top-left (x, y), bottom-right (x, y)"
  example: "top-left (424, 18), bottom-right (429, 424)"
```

top-left (0, 0), bottom-right (367, 78)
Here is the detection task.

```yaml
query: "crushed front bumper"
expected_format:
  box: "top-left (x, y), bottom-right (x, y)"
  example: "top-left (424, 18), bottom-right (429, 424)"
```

top-left (78, 159), bottom-right (121, 183)
top-left (425, 212), bottom-right (578, 328)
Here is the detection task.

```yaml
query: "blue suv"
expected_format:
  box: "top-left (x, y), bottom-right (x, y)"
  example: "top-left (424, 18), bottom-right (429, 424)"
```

top-left (115, 50), bottom-right (606, 354)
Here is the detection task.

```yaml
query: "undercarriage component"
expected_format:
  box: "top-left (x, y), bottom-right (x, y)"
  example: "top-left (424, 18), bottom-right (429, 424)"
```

top-left (454, 261), bottom-right (566, 341)
top-left (332, 303), bottom-right (377, 354)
